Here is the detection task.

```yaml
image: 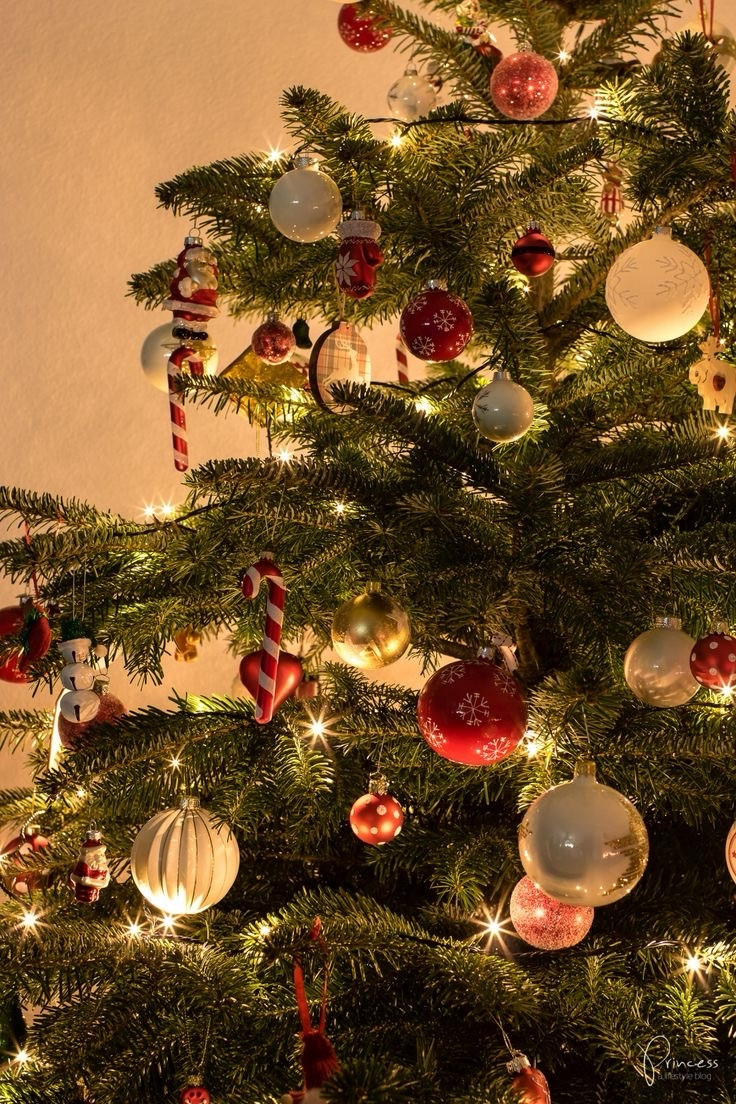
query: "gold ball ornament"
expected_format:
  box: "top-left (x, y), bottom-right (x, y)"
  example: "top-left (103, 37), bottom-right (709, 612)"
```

top-left (331, 585), bottom-right (410, 669)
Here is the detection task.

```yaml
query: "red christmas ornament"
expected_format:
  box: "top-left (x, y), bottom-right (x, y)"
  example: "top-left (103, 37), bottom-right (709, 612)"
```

top-left (1, 824), bottom-right (50, 896)
top-left (490, 51), bottom-right (558, 120)
top-left (507, 1053), bottom-right (551, 1104)
top-left (511, 225), bottom-right (555, 278)
top-left (0, 599), bottom-right (51, 682)
top-left (509, 875), bottom-right (593, 950)
top-left (335, 212), bottom-right (384, 299)
top-left (417, 657), bottom-right (526, 766)
top-left (337, 3), bottom-right (392, 52)
top-left (349, 777), bottom-right (404, 845)
top-left (252, 317), bottom-right (296, 365)
top-left (399, 285), bottom-right (474, 362)
top-left (59, 691), bottom-right (126, 750)
top-left (180, 1089), bottom-right (211, 1104)
top-left (689, 625), bottom-right (736, 691)
top-left (600, 161), bottom-right (625, 222)
top-left (239, 649), bottom-right (304, 717)
top-left (69, 827), bottom-right (110, 903)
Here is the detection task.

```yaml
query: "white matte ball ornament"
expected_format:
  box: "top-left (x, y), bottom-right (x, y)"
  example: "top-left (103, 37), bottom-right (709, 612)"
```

top-left (60, 663), bottom-right (96, 692)
top-left (605, 227), bottom-right (710, 343)
top-left (472, 370), bottom-right (534, 443)
top-left (624, 615), bottom-right (699, 707)
top-left (59, 689), bottom-right (100, 724)
top-left (130, 796), bottom-right (240, 915)
top-left (518, 760), bottom-right (649, 906)
top-left (140, 322), bottom-right (218, 393)
top-left (387, 67), bottom-right (437, 122)
top-left (269, 155), bottom-right (343, 244)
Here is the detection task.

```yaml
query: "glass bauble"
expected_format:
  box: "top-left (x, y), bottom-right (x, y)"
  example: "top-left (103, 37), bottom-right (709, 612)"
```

top-left (624, 615), bottom-right (699, 707)
top-left (337, 3), bottom-right (392, 51)
top-left (490, 51), bottom-right (558, 120)
top-left (349, 789), bottom-right (404, 845)
top-left (509, 875), bottom-right (594, 950)
top-left (689, 624), bottom-right (736, 691)
top-left (518, 760), bottom-right (649, 906)
top-left (399, 284), bottom-right (473, 362)
top-left (269, 156), bottom-right (342, 243)
top-left (511, 225), bottom-right (555, 277)
top-left (387, 67), bottom-right (437, 121)
top-left (141, 322), bottom-right (218, 393)
top-left (726, 819), bottom-right (736, 883)
top-left (331, 586), bottom-right (410, 668)
top-left (472, 370), bottom-right (534, 443)
top-left (605, 228), bottom-right (710, 343)
top-left (251, 317), bottom-right (296, 364)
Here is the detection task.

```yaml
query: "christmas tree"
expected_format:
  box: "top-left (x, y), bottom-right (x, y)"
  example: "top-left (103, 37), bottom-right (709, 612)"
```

top-left (1, 1), bottom-right (736, 1101)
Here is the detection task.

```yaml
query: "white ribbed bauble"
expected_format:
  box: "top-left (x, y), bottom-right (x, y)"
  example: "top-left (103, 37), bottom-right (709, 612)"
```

top-left (269, 155), bottom-right (342, 243)
top-left (130, 797), bottom-right (240, 915)
top-left (624, 615), bottom-right (699, 707)
top-left (605, 227), bottom-right (710, 343)
top-left (140, 322), bottom-right (219, 393)
top-left (472, 370), bottom-right (534, 442)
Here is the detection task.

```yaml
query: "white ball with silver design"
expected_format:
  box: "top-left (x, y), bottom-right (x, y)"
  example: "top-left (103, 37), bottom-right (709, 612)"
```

top-left (269, 154), bottom-right (343, 243)
top-left (472, 370), bottom-right (534, 443)
top-left (605, 227), bottom-right (710, 343)
top-left (60, 663), bottom-right (96, 692)
top-left (59, 689), bottom-right (101, 724)
top-left (623, 615), bottom-right (699, 707)
top-left (140, 321), bottom-right (219, 394)
top-left (387, 67), bottom-right (437, 122)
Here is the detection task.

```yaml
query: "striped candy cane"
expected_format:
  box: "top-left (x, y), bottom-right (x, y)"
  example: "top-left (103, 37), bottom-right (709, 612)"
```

top-left (396, 332), bottom-right (409, 384)
top-left (167, 345), bottom-right (203, 472)
top-left (241, 554), bottom-right (286, 724)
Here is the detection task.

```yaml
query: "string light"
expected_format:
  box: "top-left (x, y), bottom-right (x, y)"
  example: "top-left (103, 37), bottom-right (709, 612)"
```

top-left (140, 501), bottom-right (177, 522)
top-left (334, 501), bottom-right (346, 514)
top-left (169, 756), bottom-right (182, 770)
top-left (21, 910), bottom-right (39, 930)
top-left (685, 952), bottom-right (703, 973)
top-left (390, 131), bottom-right (403, 148)
top-left (265, 147), bottom-right (283, 163)
top-left (160, 914), bottom-right (177, 933)
top-left (715, 423), bottom-right (731, 440)
top-left (277, 449), bottom-right (293, 463)
top-left (258, 922), bottom-right (272, 937)
top-left (558, 49), bottom-right (570, 62)
top-left (524, 731), bottom-right (543, 759)
top-left (414, 396), bottom-right (434, 414)
top-left (127, 921), bottom-right (143, 938)
top-left (300, 706), bottom-right (338, 745)
top-left (14, 1049), bottom-right (29, 1064)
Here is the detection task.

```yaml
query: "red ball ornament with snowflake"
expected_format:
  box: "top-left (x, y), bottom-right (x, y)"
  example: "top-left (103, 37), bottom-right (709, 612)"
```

top-left (399, 284), bottom-right (474, 362)
top-left (337, 3), bottom-right (392, 51)
top-left (490, 51), bottom-right (558, 120)
top-left (417, 656), bottom-right (526, 766)
top-left (350, 776), bottom-right (404, 845)
top-left (689, 624), bottom-right (736, 692)
top-left (510, 875), bottom-right (594, 950)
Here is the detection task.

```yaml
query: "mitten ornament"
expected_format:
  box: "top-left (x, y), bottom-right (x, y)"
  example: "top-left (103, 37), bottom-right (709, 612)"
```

top-left (689, 334), bottom-right (736, 415)
top-left (69, 826), bottom-right (110, 903)
top-left (335, 212), bottom-right (383, 299)
top-left (506, 1052), bottom-right (551, 1104)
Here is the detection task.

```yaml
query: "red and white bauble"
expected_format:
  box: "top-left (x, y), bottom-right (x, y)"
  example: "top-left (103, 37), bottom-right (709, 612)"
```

top-left (417, 657), bottom-right (527, 766)
top-left (350, 789), bottom-right (403, 845)
top-left (689, 626), bottom-right (736, 691)
top-left (180, 1089), bottom-right (211, 1104)
top-left (337, 3), bottom-right (392, 51)
top-left (252, 317), bottom-right (296, 364)
top-left (510, 875), bottom-right (594, 950)
top-left (511, 226), bottom-right (555, 278)
top-left (490, 51), bottom-right (558, 120)
top-left (399, 285), bottom-right (474, 362)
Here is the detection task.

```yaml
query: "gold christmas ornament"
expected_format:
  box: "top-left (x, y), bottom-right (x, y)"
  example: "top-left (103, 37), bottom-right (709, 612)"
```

top-left (173, 627), bottom-right (202, 662)
top-left (219, 346), bottom-right (307, 425)
top-left (331, 584), bottom-right (410, 669)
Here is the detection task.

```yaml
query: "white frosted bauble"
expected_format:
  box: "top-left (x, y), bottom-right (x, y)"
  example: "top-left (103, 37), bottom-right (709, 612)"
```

top-left (58, 637), bottom-right (91, 665)
top-left (60, 663), bottom-right (96, 692)
top-left (130, 796), bottom-right (240, 915)
top-left (605, 227), bottom-right (710, 343)
top-left (472, 370), bottom-right (534, 442)
top-left (269, 156), bottom-right (342, 243)
top-left (59, 689), bottom-right (100, 724)
top-left (140, 322), bottom-right (219, 393)
top-left (387, 68), bottom-right (437, 121)
top-left (518, 760), bottom-right (649, 906)
top-left (624, 615), bottom-right (699, 707)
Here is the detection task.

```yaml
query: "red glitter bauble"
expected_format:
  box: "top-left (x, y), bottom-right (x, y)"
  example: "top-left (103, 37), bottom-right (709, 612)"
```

top-left (490, 51), bottom-right (558, 120)
top-left (337, 3), bottom-right (392, 52)
top-left (417, 658), bottom-right (526, 766)
top-left (510, 875), bottom-right (594, 950)
top-left (690, 628), bottom-right (736, 691)
top-left (399, 286), bottom-right (473, 362)
top-left (180, 1089), bottom-right (211, 1104)
top-left (511, 227), bottom-right (555, 277)
top-left (59, 693), bottom-right (127, 750)
top-left (349, 792), bottom-right (404, 845)
top-left (251, 318), bottom-right (296, 365)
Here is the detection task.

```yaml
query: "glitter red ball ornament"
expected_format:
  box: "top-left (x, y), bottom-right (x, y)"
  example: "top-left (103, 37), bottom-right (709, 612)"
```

top-left (490, 51), bottom-right (559, 120)
top-left (337, 3), bottom-right (392, 51)
top-left (510, 875), bottom-right (594, 950)
top-left (399, 285), bottom-right (474, 362)
top-left (59, 692), bottom-right (127, 750)
top-left (690, 625), bottom-right (736, 691)
top-left (350, 789), bottom-right (404, 845)
top-left (252, 317), bottom-right (297, 365)
top-left (511, 225), bottom-right (555, 278)
top-left (180, 1089), bottom-right (211, 1104)
top-left (417, 657), bottom-right (527, 766)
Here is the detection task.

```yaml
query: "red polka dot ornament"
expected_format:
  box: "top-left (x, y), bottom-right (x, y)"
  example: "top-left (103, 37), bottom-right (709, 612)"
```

top-left (180, 1089), bottom-right (210, 1104)
top-left (350, 776), bottom-right (404, 845)
top-left (399, 283), bottom-right (474, 362)
top-left (337, 3), bottom-right (392, 51)
top-left (511, 224), bottom-right (555, 278)
top-left (690, 623), bottom-right (736, 692)
top-left (510, 875), bottom-right (594, 950)
top-left (490, 51), bottom-right (558, 120)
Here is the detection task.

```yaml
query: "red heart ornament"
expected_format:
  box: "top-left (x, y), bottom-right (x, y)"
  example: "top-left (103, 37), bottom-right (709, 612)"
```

top-left (239, 650), bottom-right (304, 719)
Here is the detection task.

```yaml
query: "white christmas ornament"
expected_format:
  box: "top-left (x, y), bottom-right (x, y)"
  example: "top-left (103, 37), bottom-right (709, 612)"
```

top-left (59, 689), bottom-right (100, 724)
top-left (141, 322), bottom-right (218, 393)
top-left (130, 796), bottom-right (240, 915)
top-left (518, 760), bottom-right (649, 906)
top-left (624, 615), bottom-right (699, 707)
top-left (58, 637), bottom-right (91, 665)
top-left (269, 155), bottom-right (342, 243)
top-left (605, 227), bottom-right (710, 343)
top-left (472, 370), bottom-right (534, 442)
top-left (60, 663), bottom-right (96, 692)
top-left (387, 67), bottom-right (437, 121)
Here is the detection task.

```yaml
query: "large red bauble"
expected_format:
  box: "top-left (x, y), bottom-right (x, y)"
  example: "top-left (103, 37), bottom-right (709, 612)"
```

top-left (349, 792), bottom-right (404, 845)
top-left (239, 650), bottom-right (304, 716)
top-left (511, 228), bottom-right (555, 278)
top-left (59, 693), bottom-right (127, 750)
top-left (252, 319), bottom-right (296, 365)
top-left (490, 51), bottom-right (558, 120)
top-left (510, 875), bottom-right (594, 950)
top-left (417, 658), bottom-right (526, 766)
top-left (399, 286), bottom-right (474, 362)
top-left (180, 1088), bottom-right (211, 1104)
top-left (511, 1066), bottom-right (551, 1104)
top-left (337, 3), bottom-right (392, 51)
top-left (689, 629), bottom-right (736, 691)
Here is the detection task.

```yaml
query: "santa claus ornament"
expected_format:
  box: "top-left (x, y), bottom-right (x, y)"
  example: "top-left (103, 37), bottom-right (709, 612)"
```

top-left (454, 0), bottom-right (501, 60)
top-left (349, 775), bottom-right (404, 845)
top-left (252, 316), bottom-right (297, 364)
top-left (506, 1051), bottom-right (551, 1104)
top-left (690, 623), bottom-right (736, 692)
top-left (335, 212), bottom-right (383, 299)
top-left (490, 52), bottom-right (558, 120)
top-left (399, 283), bottom-right (474, 362)
top-left (511, 225), bottom-right (555, 278)
top-left (69, 825), bottom-right (110, 903)
top-left (337, 3), bottom-right (392, 51)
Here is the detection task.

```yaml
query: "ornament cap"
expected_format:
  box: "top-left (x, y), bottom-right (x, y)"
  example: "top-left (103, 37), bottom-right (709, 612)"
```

top-left (573, 758), bottom-right (597, 779)
top-left (368, 773), bottom-right (389, 795)
top-left (490, 368), bottom-right (512, 383)
top-left (403, 65), bottom-right (419, 75)
top-left (294, 153), bottom-right (319, 170)
top-left (654, 614), bottom-right (682, 631)
top-left (712, 619), bottom-right (730, 634)
top-left (179, 795), bottom-right (201, 810)
top-left (85, 827), bottom-right (103, 843)
top-left (184, 235), bottom-right (203, 248)
top-left (506, 1051), bottom-right (531, 1074)
top-left (365, 581), bottom-right (381, 594)
top-left (23, 822), bottom-right (42, 839)
top-left (425, 279), bottom-right (447, 290)
top-left (653, 225), bottom-right (673, 239)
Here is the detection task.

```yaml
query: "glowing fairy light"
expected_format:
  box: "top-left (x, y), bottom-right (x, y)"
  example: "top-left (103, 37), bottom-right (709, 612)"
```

top-left (300, 707), bottom-right (338, 745)
top-left (390, 131), bottom-right (403, 148)
top-left (716, 423), bottom-right (731, 440)
top-left (685, 952), bottom-right (702, 973)
top-left (334, 501), bottom-right (346, 514)
top-left (169, 756), bottom-right (181, 770)
top-left (558, 49), bottom-right (570, 62)
top-left (414, 396), bottom-right (433, 414)
top-left (266, 147), bottom-right (284, 163)
top-left (160, 914), bottom-right (177, 933)
top-left (21, 910), bottom-right (38, 930)
top-left (524, 732), bottom-right (543, 759)
top-left (277, 449), bottom-right (293, 463)
top-left (258, 922), bottom-right (272, 937)
top-left (14, 1049), bottom-right (29, 1064)
top-left (127, 921), bottom-right (143, 938)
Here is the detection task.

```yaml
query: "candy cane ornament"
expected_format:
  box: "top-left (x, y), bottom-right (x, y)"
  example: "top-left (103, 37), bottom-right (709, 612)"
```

top-left (168, 346), bottom-right (203, 473)
top-left (240, 555), bottom-right (301, 723)
top-left (396, 332), bottom-right (409, 384)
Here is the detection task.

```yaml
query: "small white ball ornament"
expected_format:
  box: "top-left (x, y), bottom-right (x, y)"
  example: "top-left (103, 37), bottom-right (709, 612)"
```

top-left (269, 154), bottom-right (343, 244)
top-left (518, 760), bottom-right (649, 906)
top-left (60, 663), bottom-right (96, 692)
top-left (472, 370), bottom-right (534, 443)
top-left (59, 689), bottom-right (100, 724)
top-left (387, 67), bottom-right (437, 121)
top-left (605, 227), bottom-right (710, 343)
top-left (624, 615), bottom-right (699, 707)
top-left (140, 322), bottom-right (218, 393)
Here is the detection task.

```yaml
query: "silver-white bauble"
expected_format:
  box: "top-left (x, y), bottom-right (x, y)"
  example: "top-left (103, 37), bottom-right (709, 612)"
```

top-left (269, 155), bottom-right (342, 243)
top-left (605, 227), bottom-right (710, 343)
top-left (518, 760), bottom-right (649, 906)
top-left (624, 615), bottom-right (699, 707)
top-left (387, 67), bottom-right (437, 121)
top-left (58, 637), bottom-right (91, 665)
top-left (59, 689), bottom-right (100, 724)
top-left (140, 322), bottom-right (219, 393)
top-left (60, 663), bottom-right (96, 692)
top-left (472, 370), bottom-right (534, 442)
